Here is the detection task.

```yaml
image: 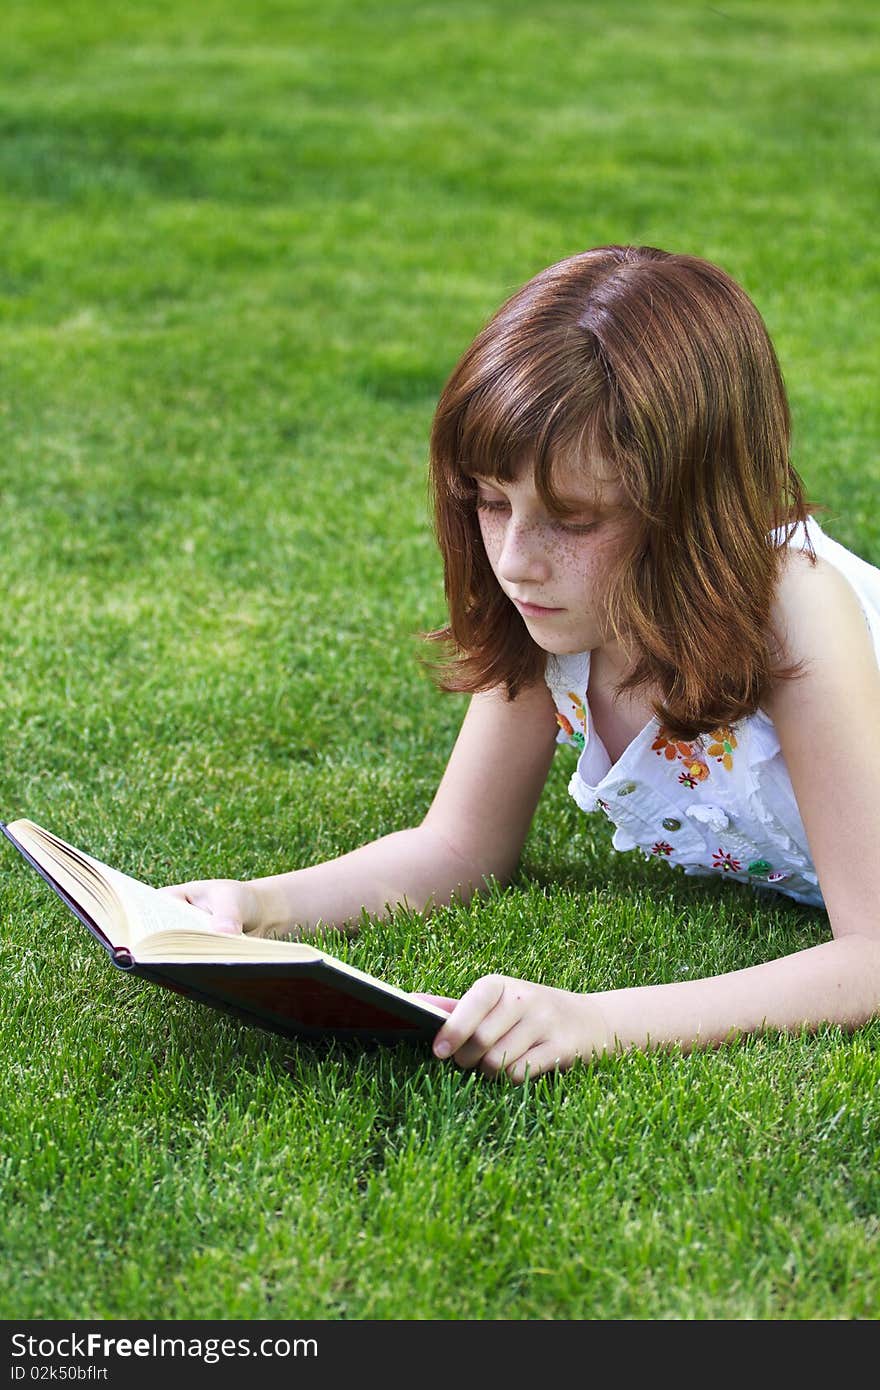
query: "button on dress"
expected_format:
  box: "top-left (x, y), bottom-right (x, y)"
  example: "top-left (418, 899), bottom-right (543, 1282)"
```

top-left (544, 518), bottom-right (880, 908)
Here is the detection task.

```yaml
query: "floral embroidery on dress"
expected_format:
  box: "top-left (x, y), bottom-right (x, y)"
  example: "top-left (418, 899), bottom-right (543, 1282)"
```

top-left (707, 728), bottom-right (738, 771)
top-left (651, 841), bottom-right (674, 856)
top-left (651, 731), bottom-right (696, 762)
top-left (568, 690), bottom-right (587, 727)
top-left (712, 848), bottom-right (742, 873)
top-left (557, 690), bottom-right (588, 751)
top-left (652, 724), bottom-right (737, 785)
top-left (678, 759), bottom-right (710, 786)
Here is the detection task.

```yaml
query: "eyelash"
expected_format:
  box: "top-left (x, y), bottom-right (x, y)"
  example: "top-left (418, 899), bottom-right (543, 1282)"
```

top-left (474, 497), bottom-right (599, 535)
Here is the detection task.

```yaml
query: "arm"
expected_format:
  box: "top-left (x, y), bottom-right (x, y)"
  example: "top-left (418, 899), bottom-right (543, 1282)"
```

top-left (430, 553), bottom-right (880, 1078)
top-left (162, 678), bottom-right (560, 938)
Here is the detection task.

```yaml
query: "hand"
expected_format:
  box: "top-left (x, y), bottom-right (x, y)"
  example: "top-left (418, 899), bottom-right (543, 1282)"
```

top-left (412, 975), bottom-right (611, 1083)
top-left (157, 879), bottom-right (263, 936)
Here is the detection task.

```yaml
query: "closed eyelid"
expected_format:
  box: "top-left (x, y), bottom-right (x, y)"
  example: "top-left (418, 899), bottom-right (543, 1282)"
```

top-left (475, 490), bottom-right (601, 522)
top-left (471, 476), bottom-right (605, 512)
top-left (475, 499), bottom-right (600, 538)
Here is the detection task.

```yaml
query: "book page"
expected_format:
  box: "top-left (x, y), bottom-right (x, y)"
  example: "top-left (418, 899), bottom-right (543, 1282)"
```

top-left (97, 861), bottom-right (230, 944)
top-left (6, 818), bottom-right (324, 964)
top-left (6, 820), bottom-right (124, 943)
top-left (98, 863), bottom-right (323, 963)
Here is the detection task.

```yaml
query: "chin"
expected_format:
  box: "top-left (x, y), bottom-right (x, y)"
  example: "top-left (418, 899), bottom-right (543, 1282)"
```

top-left (531, 633), bottom-right (594, 656)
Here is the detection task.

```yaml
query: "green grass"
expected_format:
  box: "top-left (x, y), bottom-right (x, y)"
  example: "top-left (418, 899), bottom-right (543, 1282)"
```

top-left (1, 0), bottom-right (878, 1320)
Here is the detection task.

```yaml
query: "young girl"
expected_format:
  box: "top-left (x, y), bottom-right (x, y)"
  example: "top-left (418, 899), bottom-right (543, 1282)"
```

top-left (162, 245), bottom-right (880, 1081)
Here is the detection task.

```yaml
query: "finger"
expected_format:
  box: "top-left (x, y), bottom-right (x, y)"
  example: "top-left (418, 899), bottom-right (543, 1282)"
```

top-left (201, 917), bottom-right (244, 936)
top-left (434, 976), bottom-right (522, 1066)
top-left (432, 974), bottom-right (508, 1058)
top-left (411, 993), bottom-right (459, 1013)
top-left (474, 1019), bottom-right (541, 1078)
top-left (452, 1007), bottom-right (524, 1070)
top-left (504, 1042), bottom-right (569, 1086)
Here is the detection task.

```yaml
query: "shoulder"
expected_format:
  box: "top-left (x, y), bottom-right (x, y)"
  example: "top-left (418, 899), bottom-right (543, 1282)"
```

top-left (761, 547), bottom-right (880, 935)
top-left (756, 547), bottom-right (873, 750)
top-left (767, 547), bottom-right (873, 682)
top-left (471, 675), bottom-right (560, 719)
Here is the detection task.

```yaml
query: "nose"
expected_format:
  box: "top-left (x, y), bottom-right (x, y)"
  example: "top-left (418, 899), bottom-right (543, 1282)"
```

top-left (496, 518), bottom-right (552, 587)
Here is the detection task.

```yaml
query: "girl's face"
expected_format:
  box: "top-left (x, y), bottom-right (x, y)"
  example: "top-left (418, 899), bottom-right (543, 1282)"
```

top-left (472, 458), bottom-right (631, 658)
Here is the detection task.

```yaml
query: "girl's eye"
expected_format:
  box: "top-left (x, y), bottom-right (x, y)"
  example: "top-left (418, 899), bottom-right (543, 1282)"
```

top-left (475, 496), bottom-right (598, 534)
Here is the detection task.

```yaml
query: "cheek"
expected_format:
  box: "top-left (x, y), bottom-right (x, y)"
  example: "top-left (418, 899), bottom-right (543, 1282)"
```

top-left (557, 533), bottom-right (617, 602)
top-left (477, 513), bottom-right (504, 564)
top-left (556, 533), bottom-right (601, 581)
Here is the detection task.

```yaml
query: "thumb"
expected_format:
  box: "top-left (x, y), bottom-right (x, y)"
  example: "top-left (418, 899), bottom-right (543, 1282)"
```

top-left (185, 899), bottom-right (243, 936)
top-left (160, 884), bottom-right (244, 936)
top-left (206, 917), bottom-right (243, 937)
top-left (411, 992), bottom-right (458, 1013)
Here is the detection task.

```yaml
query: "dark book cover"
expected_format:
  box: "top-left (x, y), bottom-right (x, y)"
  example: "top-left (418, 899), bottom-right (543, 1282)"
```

top-left (119, 958), bottom-right (444, 1042)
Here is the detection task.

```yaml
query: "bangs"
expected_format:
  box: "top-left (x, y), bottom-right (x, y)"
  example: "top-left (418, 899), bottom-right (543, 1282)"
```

top-left (440, 356), bottom-right (618, 513)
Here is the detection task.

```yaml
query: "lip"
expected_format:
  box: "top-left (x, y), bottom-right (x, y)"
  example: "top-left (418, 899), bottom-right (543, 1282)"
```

top-left (513, 599), bottom-right (564, 617)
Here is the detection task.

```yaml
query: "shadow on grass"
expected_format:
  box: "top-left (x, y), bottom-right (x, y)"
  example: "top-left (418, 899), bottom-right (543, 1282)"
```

top-left (526, 849), bottom-right (827, 916)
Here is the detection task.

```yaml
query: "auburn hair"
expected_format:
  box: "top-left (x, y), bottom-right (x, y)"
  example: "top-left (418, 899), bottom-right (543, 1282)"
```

top-left (422, 245), bottom-right (821, 741)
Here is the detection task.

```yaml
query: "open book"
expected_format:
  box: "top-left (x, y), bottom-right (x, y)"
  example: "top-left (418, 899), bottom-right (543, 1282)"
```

top-left (2, 819), bottom-right (447, 1043)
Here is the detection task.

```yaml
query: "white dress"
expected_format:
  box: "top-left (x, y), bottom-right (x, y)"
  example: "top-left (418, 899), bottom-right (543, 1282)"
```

top-left (544, 517), bottom-right (880, 909)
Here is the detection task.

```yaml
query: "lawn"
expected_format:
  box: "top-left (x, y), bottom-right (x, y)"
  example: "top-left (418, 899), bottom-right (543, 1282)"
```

top-left (1, 0), bottom-right (878, 1320)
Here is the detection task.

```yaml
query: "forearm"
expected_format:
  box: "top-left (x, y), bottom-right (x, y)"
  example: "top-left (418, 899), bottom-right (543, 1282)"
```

top-left (595, 934), bottom-right (880, 1054)
top-left (246, 824), bottom-right (490, 939)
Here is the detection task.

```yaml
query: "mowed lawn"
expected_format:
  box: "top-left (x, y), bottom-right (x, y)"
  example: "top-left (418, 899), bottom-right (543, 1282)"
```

top-left (1, 0), bottom-right (878, 1320)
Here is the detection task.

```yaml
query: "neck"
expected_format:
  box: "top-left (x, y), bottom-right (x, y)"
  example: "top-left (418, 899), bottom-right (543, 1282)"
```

top-left (592, 638), bottom-right (635, 684)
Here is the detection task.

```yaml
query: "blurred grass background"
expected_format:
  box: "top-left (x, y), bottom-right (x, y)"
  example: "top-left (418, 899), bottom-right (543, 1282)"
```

top-left (0, 0), bottom-right (877, 1319)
